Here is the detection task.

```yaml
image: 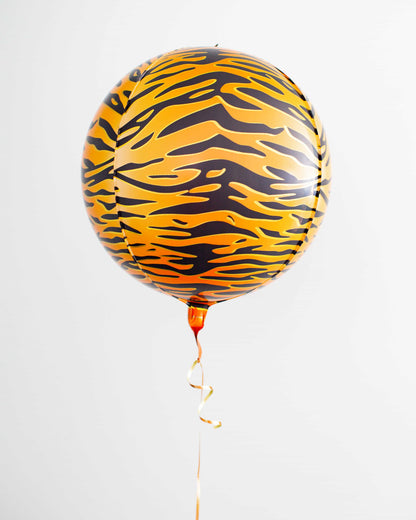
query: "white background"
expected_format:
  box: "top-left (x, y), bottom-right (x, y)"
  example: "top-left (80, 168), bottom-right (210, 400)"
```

top-left (1, 1), bottom-right (416, 519)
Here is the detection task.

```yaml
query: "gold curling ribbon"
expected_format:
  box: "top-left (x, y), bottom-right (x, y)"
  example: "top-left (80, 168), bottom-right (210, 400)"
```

top-left (187, 334), bottom-right (222, 429)
top-left (186, 305), bottom-right (221, 520)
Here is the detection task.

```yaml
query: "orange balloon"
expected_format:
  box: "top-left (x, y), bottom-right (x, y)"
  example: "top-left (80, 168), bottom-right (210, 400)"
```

top-left (81, 47), bottom-right (331, 309)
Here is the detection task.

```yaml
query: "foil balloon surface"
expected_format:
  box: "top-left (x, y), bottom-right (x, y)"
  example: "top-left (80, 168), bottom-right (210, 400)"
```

top-left (81, 47), bottom-right (331, 308)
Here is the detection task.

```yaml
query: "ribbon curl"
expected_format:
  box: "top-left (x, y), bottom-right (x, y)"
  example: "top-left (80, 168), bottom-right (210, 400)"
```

top-left (187, 334), bottom-right (222, 429)
top-left (186, 304), bottom-right (221, 520)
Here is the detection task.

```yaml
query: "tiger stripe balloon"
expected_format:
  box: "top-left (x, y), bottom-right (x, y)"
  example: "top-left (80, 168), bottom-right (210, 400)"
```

top-left (81, 46), bottom-right (331, 308)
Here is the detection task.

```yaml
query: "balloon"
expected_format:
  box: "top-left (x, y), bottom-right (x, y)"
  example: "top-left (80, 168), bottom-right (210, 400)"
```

top-left (81, 46), bottom-right (331, 309)
top-left (81, 48), bottom-right (332, 519)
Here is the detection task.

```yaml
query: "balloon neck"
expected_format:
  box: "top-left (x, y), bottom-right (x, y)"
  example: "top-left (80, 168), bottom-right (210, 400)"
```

top-left (187, 303), bottom-right (208, 338)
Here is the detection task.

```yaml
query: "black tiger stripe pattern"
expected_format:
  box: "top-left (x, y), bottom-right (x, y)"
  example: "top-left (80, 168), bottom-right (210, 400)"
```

top-left (82, 47), bottom-right (331, 307)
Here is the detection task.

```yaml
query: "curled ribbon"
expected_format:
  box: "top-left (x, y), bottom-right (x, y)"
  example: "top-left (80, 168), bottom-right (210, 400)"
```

top-left (186, 304), bottom-right (221, 520)
top-left (187, 334), bottom-right (222, 429)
